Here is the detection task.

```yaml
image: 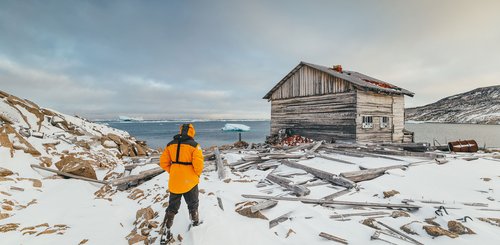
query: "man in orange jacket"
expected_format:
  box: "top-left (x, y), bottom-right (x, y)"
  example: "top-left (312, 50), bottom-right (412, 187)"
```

top-left (159, 123), bottom-right (204, 231)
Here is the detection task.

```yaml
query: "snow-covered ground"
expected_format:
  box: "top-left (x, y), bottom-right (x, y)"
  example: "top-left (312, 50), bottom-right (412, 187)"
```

top-left (2, 146), bottom-right (500, 244)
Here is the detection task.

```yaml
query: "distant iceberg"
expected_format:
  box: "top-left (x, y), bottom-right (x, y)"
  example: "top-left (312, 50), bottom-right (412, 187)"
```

top-left (119, 115), bottom-right (144, 121)
top-left (221, 123), bottom-right (250, 132)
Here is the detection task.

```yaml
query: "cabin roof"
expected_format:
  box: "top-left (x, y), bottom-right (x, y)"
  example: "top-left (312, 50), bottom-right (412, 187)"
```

top-left (263, 61), bottom-right (415, 99)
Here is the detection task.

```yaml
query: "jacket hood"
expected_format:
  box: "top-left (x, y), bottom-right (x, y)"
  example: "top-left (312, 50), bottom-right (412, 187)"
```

top-left (178, 123), bottom-right (196, 138)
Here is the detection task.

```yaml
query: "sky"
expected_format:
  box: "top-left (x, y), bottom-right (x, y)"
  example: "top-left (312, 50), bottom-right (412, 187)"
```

top-left (0, 0), bottom-right (499, 120)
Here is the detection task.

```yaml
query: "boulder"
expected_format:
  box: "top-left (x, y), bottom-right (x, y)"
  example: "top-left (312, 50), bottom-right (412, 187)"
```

top-left (0, 167), bottom-right (13, 177)
top-left (107, 133), bottom-right (123, 145)
top-left (423, 225), bottom-right (458, 238)
top-left (103, 140), bottom-right (118, 148)
top-left (448, 221), bottom-right (475, 235)
top-left (55, 155), bottom-right (97, 180)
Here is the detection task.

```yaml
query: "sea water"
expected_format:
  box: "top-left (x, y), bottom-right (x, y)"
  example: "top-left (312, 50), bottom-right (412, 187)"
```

top-left (100, 120), bottom-right (500, 149)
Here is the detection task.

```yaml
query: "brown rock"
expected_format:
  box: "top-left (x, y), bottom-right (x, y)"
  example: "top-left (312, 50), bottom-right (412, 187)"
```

top-left (17, 178), bottom-right (42, 188)
top-left (78, 239), bottom-right (89, 245)
top-left (55, 156), bottom-right (97, 180)
top-left (135, 206), bottom-right (155, 222)
top-left (2, 205), bottom-right (13, 211)
top-left (448, 221), bottom-right (475, 235)
top-left (135, 144), bottom-right (146, 156)
top-left (0, 167), bottom-right (13, 177)
top-left (0, 213), bottom-right (10, 220)
top-left (383, 190), bottom-right (400, 198)
top-left (128, 233), bottom-right (148, 245)
top-left (391, 210), bottom-right (410, 218)
top-left (177, 234), bottom-right (183, 242)
top-left (362, 218), bottom-right (380, 230)
top-left (478, 217), bottom-right (500, 227)
top-left (107, 133), bottom-right (123, 145)
top-left (286, 228), bottom-right (296, 238)
top-left (39, 157), bottom-right (53, 167)
top-left (423, 225), bottom-right (458, 238)
top-left (424, 217), bottom-right (441, 226)
top-left (235, 201), bottom-right (267, 220)
top-left (36, 229), bottom-right (58, 236)
top-left (0, 223), bottom-right (19, 232)
top-left (234, 141), bottom-right (249, 148)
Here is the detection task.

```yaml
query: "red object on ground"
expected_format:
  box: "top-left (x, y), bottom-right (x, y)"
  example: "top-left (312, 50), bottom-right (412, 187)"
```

top-left (281, 135), bottom-right (313, 147)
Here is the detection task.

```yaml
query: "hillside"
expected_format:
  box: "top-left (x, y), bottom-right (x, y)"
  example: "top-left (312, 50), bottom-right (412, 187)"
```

top-left (405, 85), bottom-right (500, 124)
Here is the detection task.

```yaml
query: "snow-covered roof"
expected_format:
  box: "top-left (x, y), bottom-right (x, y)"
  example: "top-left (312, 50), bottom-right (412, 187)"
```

top-left (263, 61), bottom-right (415, 99)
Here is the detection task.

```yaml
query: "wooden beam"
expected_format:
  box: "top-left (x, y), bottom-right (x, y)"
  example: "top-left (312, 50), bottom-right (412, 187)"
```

top-left (31, 164), bottom-right (108, 185)
top-left (266, 173), bottom-right (310, 196)
top-left (306, 141), bottom-right (323, 154)
top-left (214, 147), bottom-right (226, 180)
top-left (110, 167), bottom-right (164, 186)
top-left (330, 211), bottom-right (389, 219)
top-left (341, 165), bottom-right (407, 182)
top-left (321, 189), bottom-right (351, 200)
top-left (285, 143), bottom-right (315, 153)
top-left (319, 232), bottom-right (348, 244)
top-left (282, 160), bottom-right (355, 188)
top-left (241, 194), bottom-right (421, 210)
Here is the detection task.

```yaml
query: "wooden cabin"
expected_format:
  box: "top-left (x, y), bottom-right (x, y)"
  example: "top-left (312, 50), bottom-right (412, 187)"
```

top-left (263, 62), bottom-right (415, 143)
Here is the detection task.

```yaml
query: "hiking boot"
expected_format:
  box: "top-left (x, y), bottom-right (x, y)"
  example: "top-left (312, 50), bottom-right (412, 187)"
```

top-left (189, 209), bottom-right (199, 226)
top-left (165, 211), bottom-right (176, 229)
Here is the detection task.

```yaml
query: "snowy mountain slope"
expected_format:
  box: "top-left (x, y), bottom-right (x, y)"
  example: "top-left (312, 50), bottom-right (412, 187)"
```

top-left (405, 85), bottom-right (500, 124)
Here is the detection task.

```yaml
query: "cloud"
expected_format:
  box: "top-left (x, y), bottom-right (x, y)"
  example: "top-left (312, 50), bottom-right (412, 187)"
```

top-left (0, 0), bottom-right (499, 118)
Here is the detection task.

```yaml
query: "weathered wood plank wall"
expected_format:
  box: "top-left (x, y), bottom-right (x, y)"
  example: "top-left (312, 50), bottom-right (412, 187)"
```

top-left (271, 92), bottom-right (357, 141)
top-left (355, 90), bottom-right (405, 142)
top-left (271, 66), bottom-right (354, 100)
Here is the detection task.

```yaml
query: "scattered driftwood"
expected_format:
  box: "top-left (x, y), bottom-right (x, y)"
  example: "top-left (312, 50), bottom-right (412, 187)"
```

top-left (242, 194), bottom-right (421, 210)
top-left (266, 173), bottom-right (310, 196)
top-left (269, 211), bottom-right (293, 228)
top-left (214, 147), bottom-right (226, 180)
top-left (268, 154), bottom-right (305, 159)
top-left (375, 220), bottom-right (423, 245)
top-left (111, 167), bottom-right (164, 188)
top-left (282, 160), bottom-right (355, 188)
top-left (250, 200), bottom-right (278, 213)
top-left (340, 165), bottom-right (407, 182)
top-left (31, 164), bottom-right (108, 185)
top-left (319, 232), bottom-right (348, 244)
top-left (330, 211), bottom-right (390, 219)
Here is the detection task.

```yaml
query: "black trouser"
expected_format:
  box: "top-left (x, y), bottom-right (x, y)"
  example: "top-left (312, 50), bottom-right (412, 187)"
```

top-left (166, 185), bottom-right (199, 214)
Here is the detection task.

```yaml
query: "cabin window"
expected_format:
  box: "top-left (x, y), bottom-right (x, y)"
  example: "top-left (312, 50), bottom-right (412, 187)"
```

top-left (380, 116), bottom-right (390, 128)
top-left (362, 116), bottom-right (373, 129)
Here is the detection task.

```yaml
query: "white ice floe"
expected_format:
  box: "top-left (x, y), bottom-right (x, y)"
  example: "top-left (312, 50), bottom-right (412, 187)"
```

top-left (221, 123), bottom-right (251, 132)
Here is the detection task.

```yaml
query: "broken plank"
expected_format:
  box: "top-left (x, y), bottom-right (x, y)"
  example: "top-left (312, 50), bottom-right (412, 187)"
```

top-left (282, 160), bottom-right (355, 189)
top-left (269, 211), bottom-right (293, 228)
top-left (241, 194), bottom-right (421, 210)
top-left (319, 232), bottom-right (348, 244)
top-left (250, 200), bottom-right (279, 213)
top-left (341, 165), bottom-right (407, 182)
top-left (266, 173), bottom-right (310, 196)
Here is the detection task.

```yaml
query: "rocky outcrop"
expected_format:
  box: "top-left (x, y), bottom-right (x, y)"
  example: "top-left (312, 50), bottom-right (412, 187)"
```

top-left (406, 85), bottom-right (500, 124)
top-left (55, 156), bottom-right (97, 180)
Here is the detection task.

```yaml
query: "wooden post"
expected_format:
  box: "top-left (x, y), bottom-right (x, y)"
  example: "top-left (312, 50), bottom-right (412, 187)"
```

top-left (269, 211), bottom-right (293, 228)
top-left (110, 167), bottom-right (164, 186)
top-left (214, 147), bottom-right (226, 180)
top-left (31, 164), bottom-right (108, 185)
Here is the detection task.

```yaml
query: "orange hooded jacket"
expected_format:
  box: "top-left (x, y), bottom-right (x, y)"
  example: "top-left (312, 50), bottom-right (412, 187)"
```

top-left (159, 124), bottom-right (204, 194)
